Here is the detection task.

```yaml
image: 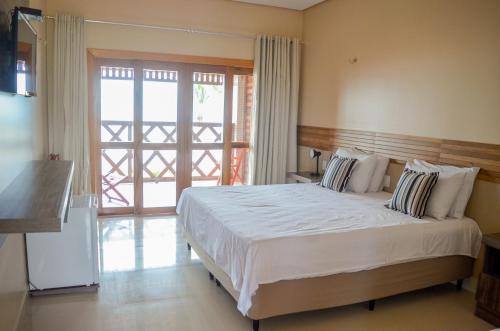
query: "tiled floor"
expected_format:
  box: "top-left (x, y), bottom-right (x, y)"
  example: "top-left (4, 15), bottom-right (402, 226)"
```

top-left (18, 216), bottom-right (493, 331)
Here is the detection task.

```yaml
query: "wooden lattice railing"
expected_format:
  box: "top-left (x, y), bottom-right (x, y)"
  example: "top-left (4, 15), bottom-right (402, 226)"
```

top-left (101, 120), bottom-right (244, 184)
top-left (101, 120), bottom-right (223, 143)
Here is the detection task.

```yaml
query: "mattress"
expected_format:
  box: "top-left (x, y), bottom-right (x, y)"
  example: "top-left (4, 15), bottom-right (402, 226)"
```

top-left (176, 183), bottom-right (482, 315)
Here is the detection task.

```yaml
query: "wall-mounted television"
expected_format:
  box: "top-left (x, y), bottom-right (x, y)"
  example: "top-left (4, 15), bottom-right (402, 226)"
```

top-left (0, 7), bottom-right (41, 96)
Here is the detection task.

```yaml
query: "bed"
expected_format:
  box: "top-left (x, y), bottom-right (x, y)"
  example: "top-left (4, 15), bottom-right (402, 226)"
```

top-left (177, 183), bottom-right (482, 331)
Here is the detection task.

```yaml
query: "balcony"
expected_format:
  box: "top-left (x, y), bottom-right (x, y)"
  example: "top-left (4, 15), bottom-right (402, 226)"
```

top-left (100, 120), bottom-right (249, 208)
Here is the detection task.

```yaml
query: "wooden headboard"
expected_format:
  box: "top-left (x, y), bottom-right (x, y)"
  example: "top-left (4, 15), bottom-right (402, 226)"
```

top-left (298, 125), bottom-right (500, 184)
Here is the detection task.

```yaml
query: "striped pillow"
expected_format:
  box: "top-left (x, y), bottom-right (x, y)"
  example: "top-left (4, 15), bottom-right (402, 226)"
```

top-left (319, 156), bottom-right (357, 192)
top-left (386, 169), bottom-right (439, 218)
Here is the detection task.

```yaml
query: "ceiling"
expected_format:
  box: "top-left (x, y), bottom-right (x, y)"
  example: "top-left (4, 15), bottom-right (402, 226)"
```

top-left (233, 0), bottom-right (325, 10)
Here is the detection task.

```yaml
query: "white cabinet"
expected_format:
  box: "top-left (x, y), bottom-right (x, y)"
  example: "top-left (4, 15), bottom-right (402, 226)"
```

top-left (26, 194), bottom-right (99, 293)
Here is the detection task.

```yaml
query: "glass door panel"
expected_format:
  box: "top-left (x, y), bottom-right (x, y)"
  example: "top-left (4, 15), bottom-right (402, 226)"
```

top-left (99, 66), bottom-right (135, 210)
top-left (142, 68), bottom-right (179, 209)
top-left (100, 67), bottom-right (134, 143)
top-left (192, 72), bottom-right (225, 187)
top-left (142, 150), bottom-right (176, 208)
top-left (143, 69), bottom-right (178, 143)
top-left (192, 72), bottom-right (225, 143)
top-left (230, 73), bottom-right (253, 186)
top-left (101, 148), bottom-right (134, 208)
top-left (232, 74), bottom-right (253, 143)
top-left (192, 149), bottom-right (222, 187)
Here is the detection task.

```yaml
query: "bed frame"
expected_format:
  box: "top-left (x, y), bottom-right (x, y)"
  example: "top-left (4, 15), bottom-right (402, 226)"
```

top-left (184, 231), bottom-right (473, 331)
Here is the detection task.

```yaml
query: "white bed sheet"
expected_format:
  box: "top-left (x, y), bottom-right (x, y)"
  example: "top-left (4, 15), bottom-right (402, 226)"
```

top-left (177, 183), bottom-right (482, 315)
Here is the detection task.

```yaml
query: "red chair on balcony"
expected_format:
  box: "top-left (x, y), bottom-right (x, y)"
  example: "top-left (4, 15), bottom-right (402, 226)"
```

top-left (102, 171), bottom-right (130, 206)
top-left (217, 151), bottom-right (244, 186)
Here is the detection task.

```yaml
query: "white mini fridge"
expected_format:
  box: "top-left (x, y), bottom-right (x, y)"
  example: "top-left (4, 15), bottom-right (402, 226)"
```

top-left (26, 194), bottom-right (99, 294)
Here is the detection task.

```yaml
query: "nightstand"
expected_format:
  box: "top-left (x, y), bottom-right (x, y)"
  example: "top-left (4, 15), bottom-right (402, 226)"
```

top-left (476, 233), bottom-right (500, 327)
top-left (287, 171), bottom-right (322, 184)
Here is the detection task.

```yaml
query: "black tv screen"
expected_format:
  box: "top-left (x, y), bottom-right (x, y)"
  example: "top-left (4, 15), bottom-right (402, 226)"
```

top-left (0, 7), bottom-right (38, 96)
top-left (0, 5), bottom-right (16, 94)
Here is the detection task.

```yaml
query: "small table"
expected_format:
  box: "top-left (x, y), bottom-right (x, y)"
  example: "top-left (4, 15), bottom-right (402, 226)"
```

top-left (476, 233), bottom-right (500, 326)
top-left (287, 171), bottom-right (323, 184)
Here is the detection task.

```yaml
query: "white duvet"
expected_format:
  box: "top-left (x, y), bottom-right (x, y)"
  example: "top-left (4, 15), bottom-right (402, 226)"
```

top-left (176, 183), bottom-right (482, 315)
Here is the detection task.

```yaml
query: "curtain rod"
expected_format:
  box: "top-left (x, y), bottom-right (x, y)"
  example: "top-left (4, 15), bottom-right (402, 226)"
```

top-left (44, 15), bottom-right (257, 40)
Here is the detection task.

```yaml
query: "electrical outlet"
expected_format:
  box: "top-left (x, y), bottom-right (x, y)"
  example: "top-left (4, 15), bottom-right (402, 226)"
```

top-left (383, 175), bottom-right (391, 188)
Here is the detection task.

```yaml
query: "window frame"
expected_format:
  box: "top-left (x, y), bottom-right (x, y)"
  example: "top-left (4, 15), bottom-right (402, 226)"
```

top-left (88, 50), bottom-right (254, 215)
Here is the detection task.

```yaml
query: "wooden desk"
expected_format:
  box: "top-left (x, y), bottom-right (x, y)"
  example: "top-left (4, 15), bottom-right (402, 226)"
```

top-left (476, 233), bottom-right (500, 326)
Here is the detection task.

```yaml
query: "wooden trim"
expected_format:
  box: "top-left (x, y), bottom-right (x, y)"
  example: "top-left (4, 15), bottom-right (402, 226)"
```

top-left (231, 142), bottom-right (250, 149)
top-left (99, 207), bottom-right (135, 216)
top-left (133, 60), bottom-right (185, 71)
top-left (133, 61), bottom-right (144, 214)
top-left (176, 67), bottom-right (193, 202)
top-left (141, 207), bottom-right (177, 215)
top-left (88, 48), bottom-right (253, 69)
top-left (99, 142), bottom-right (135, 149)
top-left (191, 143), bottom-right (225, 150)
top-left (141, 143), bottom-right (177, 150)
top-left (222, 68), bottom-right (234, 185)
top-left (94, 57), bottom-right (136, 68)
top-left (233, 67), bottom-right (253, 76)
top-left (190, 63), bottom-right (228, 74)
top-left (298, 125), bottom-right (500, 184)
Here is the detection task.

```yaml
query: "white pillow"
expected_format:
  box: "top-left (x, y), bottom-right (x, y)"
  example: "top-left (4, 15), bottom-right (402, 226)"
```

top-left (370, 155), bottom-right (390, 192)
top-left (406, 160), bottom-right (466, 220)
top-left (350, 148), bottom-right (389, 192)
top-left (413, 160), bottom-right (479, 218)
top-left (335, 147), bottom-right (377, 193)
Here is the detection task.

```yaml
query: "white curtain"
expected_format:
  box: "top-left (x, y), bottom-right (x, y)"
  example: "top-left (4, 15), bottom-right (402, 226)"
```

top-left (251, 35), bottom-right (301, 185)
top-left (49, 15), bottom-right (89, 194)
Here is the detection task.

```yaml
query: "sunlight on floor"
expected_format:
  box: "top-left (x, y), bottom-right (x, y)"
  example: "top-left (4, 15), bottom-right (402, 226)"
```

top-left (99, 216), bottom-right (198, 273)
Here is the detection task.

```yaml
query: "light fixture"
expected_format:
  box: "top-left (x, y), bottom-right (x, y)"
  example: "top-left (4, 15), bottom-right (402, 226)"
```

top-left (309, 149), bottom-right (322, 177)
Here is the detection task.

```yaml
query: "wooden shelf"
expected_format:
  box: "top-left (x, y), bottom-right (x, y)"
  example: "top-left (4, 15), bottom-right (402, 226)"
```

top-left (0, 160), bottom-right (74, 233)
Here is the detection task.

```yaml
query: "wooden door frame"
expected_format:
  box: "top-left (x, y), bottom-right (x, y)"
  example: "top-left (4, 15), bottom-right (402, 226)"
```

top-left (88, 49), bottom-right (253, 216)
top-left (133, 60), bottom-right (144, 214)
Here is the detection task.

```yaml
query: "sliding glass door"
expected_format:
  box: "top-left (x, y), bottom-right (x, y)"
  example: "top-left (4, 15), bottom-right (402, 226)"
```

top-left (92, 59), bottom-right (252, 215)
top-left (191, 68), bottom-right (225, 187)
top-left (99, 64), bottom-right (136, 214)
top-left (141, 65), bottom-right (179, 210)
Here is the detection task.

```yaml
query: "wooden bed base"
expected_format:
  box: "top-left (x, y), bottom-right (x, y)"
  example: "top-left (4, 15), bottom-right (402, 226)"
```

top-left (184, 232), bottom-right (474, 331)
